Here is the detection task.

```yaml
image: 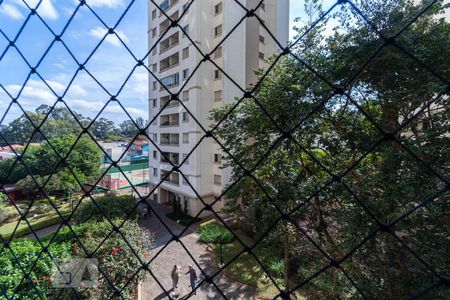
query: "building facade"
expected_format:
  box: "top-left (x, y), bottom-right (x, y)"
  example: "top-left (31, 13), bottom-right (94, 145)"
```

top-left (148, 0), bottom-right (289, 216)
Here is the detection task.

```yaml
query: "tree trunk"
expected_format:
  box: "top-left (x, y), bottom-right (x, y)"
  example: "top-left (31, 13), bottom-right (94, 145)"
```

top-left (284, 223), bottom-right (290, 293)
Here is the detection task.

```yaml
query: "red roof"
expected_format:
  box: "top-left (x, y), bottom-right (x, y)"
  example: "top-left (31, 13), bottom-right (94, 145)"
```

top-left (0, 144), bottom-right (22, 152)
top-left (133, 140), bottom-right (147, 146)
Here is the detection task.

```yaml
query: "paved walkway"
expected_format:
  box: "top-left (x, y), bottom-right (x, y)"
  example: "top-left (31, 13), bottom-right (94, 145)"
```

top-left (25, 224), bottom-right (66, 239)
top-left (139, 201), bottom-right (256, 300)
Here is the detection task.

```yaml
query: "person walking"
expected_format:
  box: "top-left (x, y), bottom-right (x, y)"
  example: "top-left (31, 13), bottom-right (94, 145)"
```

top-left (142, 203), bottom-right (151, 220)
top-left (185, 265), bottom-right (197, 295)
top-left (171, 265), bottom-right (180, 297)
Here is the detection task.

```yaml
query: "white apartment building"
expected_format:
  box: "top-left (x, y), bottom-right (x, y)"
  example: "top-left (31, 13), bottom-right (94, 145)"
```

top-left (148, 0), bottom-right (289, 217)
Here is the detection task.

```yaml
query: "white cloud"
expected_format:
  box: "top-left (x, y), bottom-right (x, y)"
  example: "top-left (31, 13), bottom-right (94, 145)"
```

top-left (105, 105), bottom-right (146, 117)
top-left (69, 99), bottom-right (105, 110)
top-left (85, 0), bottom-right (123, 8)
top-left (14, 0), bottom-right (58, 19)
top-left (0, 3), bottom-right (24, 20)
top-left (6, 79), bottom-right (54, 100)
top-left (89, 26), bottom-right (129, 47)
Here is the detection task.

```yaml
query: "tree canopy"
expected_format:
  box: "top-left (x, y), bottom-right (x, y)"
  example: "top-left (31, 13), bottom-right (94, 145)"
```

top-left (212, 0), bottom-right (449, 298)
top-left (0, 135), bottom-right (103, 193)
top-left (0, 105), bottom-right (147, 145)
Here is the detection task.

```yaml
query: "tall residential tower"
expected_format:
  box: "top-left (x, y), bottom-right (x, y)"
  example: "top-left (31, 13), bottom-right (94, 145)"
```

top-left (148, 0), bottom-right (289, 216)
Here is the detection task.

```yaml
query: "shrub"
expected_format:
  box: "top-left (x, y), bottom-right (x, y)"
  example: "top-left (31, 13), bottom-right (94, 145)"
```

top-left (74, 194), bottom-right (138, 224)
top-left (54, 220), bottom-right (153, 299)
top-left (199, 219), bottom-right (218, 230)
top-left (0, 239), bottom-right (72, 300)
top-left (199, 223), bottom-right (234, 244)
top-left (267, 257), bottom-right (285, 278)
top-left (1, 220), bottom-right (153, 300)
top-left (0, 205), bottom-right (19, 225)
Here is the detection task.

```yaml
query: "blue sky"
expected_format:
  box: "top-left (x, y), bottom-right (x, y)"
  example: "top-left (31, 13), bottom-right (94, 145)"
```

top-left (0, 0), bottom-right (335, 125)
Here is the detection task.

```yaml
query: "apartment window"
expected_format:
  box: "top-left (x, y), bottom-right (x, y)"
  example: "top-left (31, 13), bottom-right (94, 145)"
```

top-left (153, 133), bottom-right (157, 142)
top-left (182, 175), bottom-right (189, 185)
top-left (214, 175), bottom-right (222, 185)
top-left (214, 69), bottom-right (222, 80)
top-left (153, 151), bottom-right (158, 159)
top-left (183, 68), bottom-right (189, 80)
top-left (214, 154), bottom-right (222, 164)
top-left (152, 63), bottom-right (157, 72)
top-left (152, 81), bottom-right (157, 90)
top-left (214, 24), bottom-right (222, 37)
top-left (182, 112), bottom-right (189, 122)
top-left (183, 153), bottom-right (189, 165)
top-left (152, 98), bottom-right (157, 107)
top-left (182, 3), bottom-right (189, 12)
top-left (152, 9), bottom-right (157, 19)
top-left (160, 0), bottom-right (170, 11)
top-left (182, 47), bottom-right (189, 59)
top-left (214, 46), bottom-right (222, 59)
top-left (259, 52), bottom-right (265, 60)
top-left (152, 28), bottom-right (157, 38)
top-left (214, 90), bottom-right (223, 102)
top-left (153, 168), bottom-right (157, 176)
top-left (182, 133), bottom-right (189, 143)
top-left (182, 25), bottom-right (189, 37)
top-left (161, 73), bottom-right (179, 88)
top-left (214, 2), bottom-right (223, 15)
top-left (152, 48), bottom-right (157, 56)
top-left (182, 90), bottom-right (189, 101)
top-left (259, 35), bottom-right (265, 44)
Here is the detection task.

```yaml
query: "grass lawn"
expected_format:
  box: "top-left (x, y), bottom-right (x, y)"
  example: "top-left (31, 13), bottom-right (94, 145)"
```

top-left (208, 230), bottom-right (304, 299)
top-left (0, 202), bottom-right (72, 240)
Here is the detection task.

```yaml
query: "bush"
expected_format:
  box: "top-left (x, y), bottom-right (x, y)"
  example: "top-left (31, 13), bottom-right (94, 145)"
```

top-left (53, 220), bottom-right (153, 299)
top-left (74, 194), bottom-right (138, 224)
top-left (0, 219), bottom-right (153, 300)
top-left (0, 212), bottom-right (70, 241)
top-left (199, 223), bottom-right (234, 244)
top-left (0, 239), bottom-right (72, 300)
top-left (0, 205), bottom-right (19, 225)
top-left (199, 219), bottom-right (218, 230)
top-left (267, 257), bottom-right (285, 278)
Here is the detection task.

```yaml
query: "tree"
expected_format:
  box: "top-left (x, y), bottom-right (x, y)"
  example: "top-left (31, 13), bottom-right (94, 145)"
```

top-left (199, 223), bottom-right (234, 265)
top-left (0, 135), bottom-right (102, 193)
top-left (91, 117), bottom-right (116, 140)
top-left (212, 0), bottom-right (449, 298)
top-left (119, 117), bottom-right (147, 138)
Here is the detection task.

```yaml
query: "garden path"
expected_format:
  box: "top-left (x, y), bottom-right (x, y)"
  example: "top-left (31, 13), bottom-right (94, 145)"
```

top-left (138, 201), bottom-right (256, 300)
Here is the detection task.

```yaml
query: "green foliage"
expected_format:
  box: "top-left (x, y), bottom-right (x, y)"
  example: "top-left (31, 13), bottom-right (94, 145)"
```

top-left (0, 135), bottom-right (102, 187)
top-left (63, 220), bottom-right (152, 299)
top-left (0, 239), bottom-right (72, 300)
top-left (199, 223), bottom-right (234, 244)
top-left (0, 197), bottom-right (152, 300)
top-left (199, 219), bottom-right (218, 230)
top-left (73, 194), bottom-right (139, 224)
top-left (0, 203), bottom-right (71, 240)
top-left (267, 258), bottom-right (285, 278)
top-left (211, 1), bottom-right (450, 298)
top-left (0, 106), bottom-right (147, 145)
